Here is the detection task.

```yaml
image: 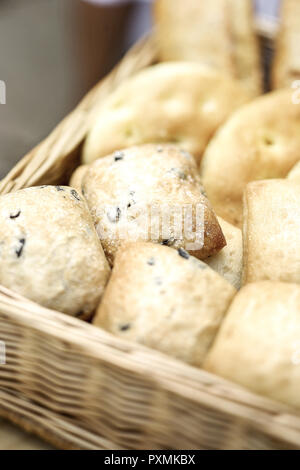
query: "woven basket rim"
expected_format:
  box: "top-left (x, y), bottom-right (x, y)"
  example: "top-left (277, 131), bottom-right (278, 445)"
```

top-left (1, 284), bottom-right (300, 448)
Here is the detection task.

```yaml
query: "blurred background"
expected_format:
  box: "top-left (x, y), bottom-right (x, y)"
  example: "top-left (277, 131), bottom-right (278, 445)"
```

top-left (0, 0), bottom-right (153, 179)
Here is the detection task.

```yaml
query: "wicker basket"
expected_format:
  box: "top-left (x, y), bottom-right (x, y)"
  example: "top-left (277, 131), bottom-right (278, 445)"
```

top-left (1, 31), bottom-right (300, 450)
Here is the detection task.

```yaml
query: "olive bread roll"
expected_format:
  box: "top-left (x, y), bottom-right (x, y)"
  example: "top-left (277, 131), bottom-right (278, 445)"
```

top-left (204, 282), bottom-right (300, 409)
top-left (0, 186), bottom-right (110, 318)
top-left (82, 144), bottom-right (226, 264)
top-left (82, 62), bottom-right (249, 166)
top-left (94, 242), bottom-right (236, 367)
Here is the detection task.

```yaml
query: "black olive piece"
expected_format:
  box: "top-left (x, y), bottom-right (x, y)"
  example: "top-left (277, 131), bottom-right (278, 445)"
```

top-left (169, 168), bottom-right (187, 180)
top-left (178, 248), bottom-right (190, 259)
top-left (56, 186), bottom-right (64, 191)
top-left (114, 151), bottom-right (125, 161)
top-left (107, 207), bottom-right (121, 223)
top-left (162, 238), bottom-right (175, 247)
top-left (10, 211), bottom-right (21, 219)
top-left (16, 238), bottom-right (26, 258)
top-left (120, 324), bottom-right (131, 332)
top-left (70, 189), bottom-right (81, 201)
top-left (127, 199), bottom-right (136, 209)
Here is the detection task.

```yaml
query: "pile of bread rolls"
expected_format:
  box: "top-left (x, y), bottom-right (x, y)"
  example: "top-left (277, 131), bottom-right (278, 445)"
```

top-left (2, 0), bottom-right (300, 411)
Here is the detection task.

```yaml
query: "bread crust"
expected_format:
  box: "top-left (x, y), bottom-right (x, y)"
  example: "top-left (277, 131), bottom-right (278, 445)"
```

top-left (82, 62), bottom-right (249, 166)
top-left (204, 281), bottom-right (300, 409)
top-left (82, 144), bottom-right (226, 264)
top-left (243, 179), bottom-right (300, 284)
top-left (272, 0), bottom-right (300, 89)
top-left (200, 89), bottom-right (300, 227)
top-left (69, 165), bottom-right (88, 194)
top-left (205, 217), bottom-right (243, 290)
top-left (288, 160), bottom-right (300, 183)
top-left (94, 242), bottom-right (236, 367)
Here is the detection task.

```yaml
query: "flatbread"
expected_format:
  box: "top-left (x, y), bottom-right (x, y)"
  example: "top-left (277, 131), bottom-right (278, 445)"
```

top-left (82, 62), bottom-right (249, 166)
top-left (200, 89), bottom-right (300, 227)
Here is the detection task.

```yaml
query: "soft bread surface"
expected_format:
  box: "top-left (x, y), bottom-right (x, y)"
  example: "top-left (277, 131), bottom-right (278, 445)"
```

top-left (243, 180), bottom-right (300, 284)
top-left (94, 242), bottom-right (236, 366)
top-left (204, 282), bottom-right (300, 409)
top-left (82, 62), bottom-right (249, 165)
top-left (200, 89), bottom-right (300, 227)
top-left (82, 144), bottom-right (226, 264)
top-left (205, 217), bottom-right (242, 289)
top-left (272, 0), bottom-right (300, 89)
top-left (0, 186), bottom-right (110, 318)
top-left (154, 0), bottom-right (262, 97)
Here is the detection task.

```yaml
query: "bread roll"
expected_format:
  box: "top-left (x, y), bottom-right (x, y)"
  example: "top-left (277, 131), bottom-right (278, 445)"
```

top-left (69, 165), bottom-right (88, 194)
top-left (0, 186), bottom-right (110, 318)
top-left (205, 217), bottom-right (242, 289)
top-left (82, 62), bottom-right (249, 166)
top-left (94, 242), bottom-right (236, 366)
top-left (82, 144), bottom-right (226, 264)
top-left (204, 282), bottom-right (300, 409)
top-left (272, 0), bottom-right (300, 89)
top-left (200, 89), bottom-right (300, 227)
top-left (154, 0), bottom-right (262, 97)
top-left (243, 180), bottom-right (300, 284)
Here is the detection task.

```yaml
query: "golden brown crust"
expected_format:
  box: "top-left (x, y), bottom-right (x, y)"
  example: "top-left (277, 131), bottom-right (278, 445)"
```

top-left (204, 281), bottom-right (300, 409)
top-left (94, 242), bottom-right (236, 367)
top-left (154, 0), bottom-right (262, 97)
top-left (154, 0), bottom-right (233, 71)
top-left (82, 62), bottom-right (249, 166)
top-left (243, 180), bottom-right (300, 284)
top-left (200, 89), bottom-right (300, 227)
top-left (272, 0), bottom-right (300, 89)
top-left (0, 186), bottom-right (110, 318)
top-left (82, 144), bottom-right (226, 264)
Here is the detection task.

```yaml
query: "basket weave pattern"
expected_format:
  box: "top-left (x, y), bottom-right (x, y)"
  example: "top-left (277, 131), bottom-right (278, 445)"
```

top-left (0, 36), bottom-right (300, 450)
